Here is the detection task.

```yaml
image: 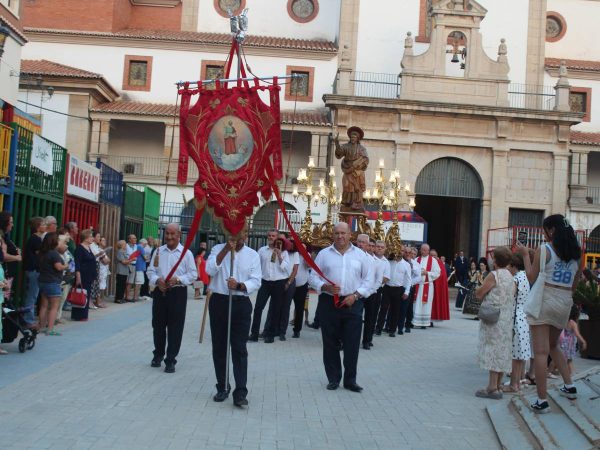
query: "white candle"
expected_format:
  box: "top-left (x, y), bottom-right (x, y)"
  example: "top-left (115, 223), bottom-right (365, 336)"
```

top-left (308, 157), bottom-right (315, 168)
top-left (379, 158), bottom-right (384, 168)
top-left (329, 166), bottom-right (335, 176)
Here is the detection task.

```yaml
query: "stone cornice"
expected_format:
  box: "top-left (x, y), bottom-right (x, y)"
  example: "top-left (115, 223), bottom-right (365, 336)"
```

top-left (323, 94), bottom-right (583, 124)
top-left (24, 29), bottom-right (338, 61)
top-left (20, 76), bottom-right (119, 103)
top-left (546, 66), bottom-right (600, 82)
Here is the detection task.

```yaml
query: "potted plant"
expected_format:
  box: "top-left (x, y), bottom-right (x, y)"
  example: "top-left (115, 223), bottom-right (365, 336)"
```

top-left (573, 270), bottom-right (600, 359)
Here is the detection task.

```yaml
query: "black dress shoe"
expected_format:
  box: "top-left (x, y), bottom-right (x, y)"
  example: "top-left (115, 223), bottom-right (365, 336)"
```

top-left (247, 334), bottom-right (258, 342)
top-left (389, 333), bottom-right (395, 337)
top-left (233, 396), bottom-right (248, 407)
top-left (369, 342), bottom-right (373, 347)
top-left (213, 391), bottom-right (229, 402)
top-left (292, 331), bottom-right (300, 338)
top-left (164, 363), bottom-right (175, 373)
top-left (420, 326), bottom-right (426, 330)
top-left (326, 382), bottom-right (339, 390)
top-left (362, 343), bottom-right (370, 350)
top-left (344, 383), bottom-right (363, 393)
top-left (264, 336), bottom-right (274, 343)
top-left (258, 332), bottom-right (265, 339)
top-left (398, 331), bottom-right (404, 335)
top-left (279, 335), bottom-right (286, 341)
top-left (405, 328), bottom-right (411, 333)
top-left (150, 358), bottom-right (162, 368)
top-left (374, 330), bottom-right (382, 336)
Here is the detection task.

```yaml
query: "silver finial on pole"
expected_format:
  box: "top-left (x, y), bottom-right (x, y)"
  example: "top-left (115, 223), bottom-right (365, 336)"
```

top-left (229, 8), bottom-right (249, 43)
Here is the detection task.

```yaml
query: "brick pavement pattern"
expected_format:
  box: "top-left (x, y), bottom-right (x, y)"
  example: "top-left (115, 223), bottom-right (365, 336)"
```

top-left (0, 292), bottom-right (596, 450)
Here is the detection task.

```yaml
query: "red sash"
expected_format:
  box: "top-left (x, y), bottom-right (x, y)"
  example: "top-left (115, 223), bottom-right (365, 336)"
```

top-left (416, 256), bottom-right (434, 303)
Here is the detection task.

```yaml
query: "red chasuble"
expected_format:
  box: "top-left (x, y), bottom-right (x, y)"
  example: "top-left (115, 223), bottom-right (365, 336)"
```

top-left (431, 257), bottom-right (450, 321)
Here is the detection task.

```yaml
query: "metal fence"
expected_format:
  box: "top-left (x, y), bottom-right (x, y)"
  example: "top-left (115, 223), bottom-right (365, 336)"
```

top-left (348, 71), bottom-right (402, 99)
top-left (587, 186), bottom-right (600, 204)
top-left (90, 154), bottom-right (199, 181)
top-left (508, 83), bottom-right (555, 111)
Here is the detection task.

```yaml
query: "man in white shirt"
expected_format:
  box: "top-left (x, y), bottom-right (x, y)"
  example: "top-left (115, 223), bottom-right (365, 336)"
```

top-left (413, 243), bottom-right (441, 329)
top-left (405, 247), bottom-right (422, 333)
top-left (206, 230), bottom-right (262, 407)
top-left (309, 222), bottom-right (373, 393)
top-left (359, 237), bottom-right (386, 350)
top-left (249, 229), bottom-right (290, 343)
top-left (365, 240), bottom-right (390, 346)
top-left (147, 224), bottom-right (197, 374)
top-left (389, 246), bottom-right (413, 336)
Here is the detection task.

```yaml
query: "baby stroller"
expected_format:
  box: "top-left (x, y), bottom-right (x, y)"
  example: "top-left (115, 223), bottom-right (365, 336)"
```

top-left (1, 301), bottom-right (37, 353)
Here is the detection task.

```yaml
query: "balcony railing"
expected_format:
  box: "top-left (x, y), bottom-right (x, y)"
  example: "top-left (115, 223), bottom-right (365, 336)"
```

top-left (507, 83), bottom-right (555, 111)
top-left (587, 186), bottom-right (600, 204)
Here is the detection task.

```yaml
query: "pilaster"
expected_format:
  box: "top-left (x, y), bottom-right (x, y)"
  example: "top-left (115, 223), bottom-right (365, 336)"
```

top-left (91, 119), bottom-right (110, 155)
top-left (336, 0), bottom-right (360, 95)
top-left (181, 0), bottom-right (199, 32)
top-left (552, 153), bottom-right (569, 214)
top-left (490, 148), bottom-right (509, 228)
top-left (525, 0), bottom-right (547, 91)
top-left (164, 123), bottom-right (179, 158)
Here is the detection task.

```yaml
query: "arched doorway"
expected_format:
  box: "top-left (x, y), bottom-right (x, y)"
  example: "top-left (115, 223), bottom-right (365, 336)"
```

top-left (588, 224), bottom-right (600, 254)
top-left (414, 157), bottom-right (483, 259)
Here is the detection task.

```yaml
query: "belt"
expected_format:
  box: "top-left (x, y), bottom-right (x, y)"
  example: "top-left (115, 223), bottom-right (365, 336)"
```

top-left (544, 282), bottom-right (572, 292)
top-left (212, 292), bottom-right (249, 299)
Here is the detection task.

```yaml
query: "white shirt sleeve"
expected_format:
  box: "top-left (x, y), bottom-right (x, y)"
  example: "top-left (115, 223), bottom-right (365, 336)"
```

top-left (309, 250), bottom-right (326, 294)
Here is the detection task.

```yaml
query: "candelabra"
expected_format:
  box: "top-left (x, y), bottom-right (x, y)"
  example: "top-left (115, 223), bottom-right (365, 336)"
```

top-left (292, 157), bottom-right (317, 243)
top-left (312, 166), bottom-right (340, 247)
top-left (363, 159), bottom-right (388, 241)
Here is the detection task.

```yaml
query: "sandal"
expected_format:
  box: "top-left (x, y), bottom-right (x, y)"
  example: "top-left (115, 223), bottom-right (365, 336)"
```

top-left (475, 389), bottom-right (503, 400)
top-left (501, 385), bottom-right (520, 394)
top-left (523, 374), bottom-right (536, 386)
top-left (46, 330), bottom-right (62, 336)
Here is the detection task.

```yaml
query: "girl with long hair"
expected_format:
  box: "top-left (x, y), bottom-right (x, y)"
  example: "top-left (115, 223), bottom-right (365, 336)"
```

top-left (517, 214), bottom-right (582, 413)
top-left (38, 232), bottom-right (68, 335)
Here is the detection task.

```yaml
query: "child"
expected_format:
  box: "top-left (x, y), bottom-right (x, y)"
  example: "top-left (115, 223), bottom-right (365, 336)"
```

top-left (38, 232), bottom-right (68, 336)
top-left (560, 305), bottom-right (588, 377)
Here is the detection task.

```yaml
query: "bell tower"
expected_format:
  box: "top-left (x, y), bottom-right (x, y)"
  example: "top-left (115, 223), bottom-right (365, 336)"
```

top-left (400, 0), bottom-right (510, 106)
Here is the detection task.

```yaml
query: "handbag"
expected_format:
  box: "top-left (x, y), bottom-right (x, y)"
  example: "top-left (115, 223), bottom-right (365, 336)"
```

top-left (524, 244), bottom-right (546, 319)
top-left (67, 286), bottom-right (88, 308)
top-left (478, 302), bottom-right (500, 324)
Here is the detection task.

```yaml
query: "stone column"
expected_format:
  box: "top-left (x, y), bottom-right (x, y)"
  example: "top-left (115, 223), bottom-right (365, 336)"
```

top-left (525, 0), bottom-right (547, 95)
top-left (336, 0), bottom-right (360, 95)
top-left (554, 61), bottom-right (571, 112)
top-left (90, 119), bottom-right (110, 156)
top-left (552, 153), bottom-right (569, 214)
top-left (489, 148), bottom-right (509, 228)
top-left (181, 0), bottom-right (199, 32)
top-left (164, 123), bottom-right (179, 159)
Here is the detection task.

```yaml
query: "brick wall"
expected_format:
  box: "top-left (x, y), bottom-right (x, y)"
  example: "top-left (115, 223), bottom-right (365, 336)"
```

top-left (22, 0), bottom-right (181, 32)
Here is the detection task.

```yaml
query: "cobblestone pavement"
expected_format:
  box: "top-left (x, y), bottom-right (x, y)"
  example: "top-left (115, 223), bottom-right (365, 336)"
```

top-left (0, 291), bottom-right (597, 450)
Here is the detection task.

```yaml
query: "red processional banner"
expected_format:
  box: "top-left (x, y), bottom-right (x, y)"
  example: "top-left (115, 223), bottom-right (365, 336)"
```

top-left (177, 41), bottom-right (282, 236)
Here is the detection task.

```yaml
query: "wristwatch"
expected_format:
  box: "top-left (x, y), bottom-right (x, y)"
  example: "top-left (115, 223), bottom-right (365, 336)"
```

top-left (353, 291), bottom-right (362, 300)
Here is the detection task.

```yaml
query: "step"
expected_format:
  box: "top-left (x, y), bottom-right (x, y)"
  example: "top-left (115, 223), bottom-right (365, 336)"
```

top-left (486, 401), bottom-right (542, 450)
top-left (547, 383), bottom-right (600, 446)
top-left (511, 396), bottom-right (560, 450)
top-left (518, 392), bottom-right (595, 450)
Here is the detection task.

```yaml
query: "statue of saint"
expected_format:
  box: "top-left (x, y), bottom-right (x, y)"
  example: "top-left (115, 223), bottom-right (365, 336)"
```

top-left (334, 126), bottom-right (369, 212)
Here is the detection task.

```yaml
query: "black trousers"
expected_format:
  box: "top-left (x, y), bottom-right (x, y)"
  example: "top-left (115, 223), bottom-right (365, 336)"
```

top-left (292, 282), bottom-right (309, 333)
top-left (386, 286), bottom-right (405, 333)
top-left (251, 279), bottom-right (286, 337)
top-left (152, 286), bottom-right (187, 365)
top-left (115, 274), bottom-right (128, 301)
top-left (209, 293), bottom-right (252, 398)
top-left (376, 286), bottom-right (392, 332)
top-left (140, 265), bottom-right (150, 297)
top-left (406, 286), bottom-right (415, 329)
top-left (318, 294), bottom-right (363, 385)
top-left (362, 288), bottom-right (381, 344)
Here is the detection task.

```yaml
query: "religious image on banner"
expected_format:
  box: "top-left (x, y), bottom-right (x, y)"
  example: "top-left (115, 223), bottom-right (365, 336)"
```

top-left (177, 40), bottom-right (283, 237)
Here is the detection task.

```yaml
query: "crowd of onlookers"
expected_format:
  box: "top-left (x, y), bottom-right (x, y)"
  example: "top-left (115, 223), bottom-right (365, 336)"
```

top-left (0, 211), bottom-right (187, 354)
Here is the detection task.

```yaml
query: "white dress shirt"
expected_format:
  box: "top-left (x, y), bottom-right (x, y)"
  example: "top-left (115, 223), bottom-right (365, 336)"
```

top-left (409, 258), bottom-right (421, 286)
top-left (309, 244), bottom-right (374, 298)
top-left (258, 246), bottom-right (290, 281)
top-left (295, 256), bottom-right (310, 286)
top-left (147, 243), bottom-right (197, 286)
top-left (206, 244), bottom-right (262, 296)
top-left (288, 251), bottom-right (300, 277)
top-left (379, 256), bottom-right (391, 283)
top-left (369, 253), bottom-right (386, 294)
top-left (387, 258), bottom-right (412, 292)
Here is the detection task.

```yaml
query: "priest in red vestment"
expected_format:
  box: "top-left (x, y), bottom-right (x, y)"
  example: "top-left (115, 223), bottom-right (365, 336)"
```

top-left (430, 249), bottom-right (450, 322)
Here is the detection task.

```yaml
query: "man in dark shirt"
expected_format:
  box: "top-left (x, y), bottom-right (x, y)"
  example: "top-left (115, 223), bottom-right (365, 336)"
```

top-left (23, 217), bottom-right (47, 326)
top-left (454, 251), bottom-right (468, 286)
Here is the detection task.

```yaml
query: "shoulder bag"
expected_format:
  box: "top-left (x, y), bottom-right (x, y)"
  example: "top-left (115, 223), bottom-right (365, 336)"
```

top-left (478, 272), bottom-right (501, 324)
top-left (67, 285), bottom-right (88, 308)
top-left (523, 244), bottom-right (546, 319)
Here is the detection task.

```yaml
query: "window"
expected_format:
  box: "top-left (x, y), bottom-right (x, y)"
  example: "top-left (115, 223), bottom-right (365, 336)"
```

top-left (569, 87), bottom-right (592, 122)
top-left (285, 65), bottom-right (315, 102)
top-left (546, 11), bottom-right (567, 43)
top-left (200, 60), bottom-right (226, 90)
top-left (123, 55), bottom-right (153, 92)
top-left (508, 208), bottom-right (544, 227)
top-left (214, 0), bottom-right (245, 18)
top-left (287, 0), bottom-right (319, 23)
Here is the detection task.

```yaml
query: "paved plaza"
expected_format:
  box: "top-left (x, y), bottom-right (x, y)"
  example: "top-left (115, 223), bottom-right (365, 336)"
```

top-left (0, 291), bottom-right (597, 450)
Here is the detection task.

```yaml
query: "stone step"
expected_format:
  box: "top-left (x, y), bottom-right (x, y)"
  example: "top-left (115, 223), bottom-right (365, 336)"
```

top-left (517, 392), bottom-right (596, 450)
top-left (547, 383), bottom-right (600, 446)
top-left (486, 400), bottom-right (542, 450)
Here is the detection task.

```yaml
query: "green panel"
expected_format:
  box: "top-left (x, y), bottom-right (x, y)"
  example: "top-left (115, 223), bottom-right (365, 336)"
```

top-left (143, 186), bottom-right (161, 221)
top-left (142, 218), bottom-right (159, 239)
top-left (122, 217), bottom-right (143, 240)
top-left (11, 124), bottom-right (67, 198)
top-left (123, 184), bottom-right (144, 219)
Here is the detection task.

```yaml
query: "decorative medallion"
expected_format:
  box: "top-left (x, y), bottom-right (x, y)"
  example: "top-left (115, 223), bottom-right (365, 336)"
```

top-left (546, 12), bottom-right (567, 42)
top-left (214, 0), bottom-right (245, 18)
top-left (208, 115), bottom-right (254, 172)
top-left (287, 0), bottom-right (319, 23)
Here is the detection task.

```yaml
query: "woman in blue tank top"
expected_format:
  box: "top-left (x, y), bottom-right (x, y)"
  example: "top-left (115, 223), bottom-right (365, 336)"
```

top-left (517, 214), bottom-right (581, 414)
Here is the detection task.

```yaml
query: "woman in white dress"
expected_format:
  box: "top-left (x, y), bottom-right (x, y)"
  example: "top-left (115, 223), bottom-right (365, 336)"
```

top-left (517, 214), bottom-right (581, 414)
top-left (503, 252), bottom-right (532, 393)
top-left (475, 246), bottom-right (516, 400)
top-left (98, 237), bottom-right (111, 304)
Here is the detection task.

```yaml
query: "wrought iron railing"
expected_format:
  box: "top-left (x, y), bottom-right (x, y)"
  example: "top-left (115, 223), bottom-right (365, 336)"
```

top-left (507, 83), bottom-right (555, 111)
top-left (350, 71), bottom-right (402, 99)
top-left (587, 186), bottom-right (600, 204)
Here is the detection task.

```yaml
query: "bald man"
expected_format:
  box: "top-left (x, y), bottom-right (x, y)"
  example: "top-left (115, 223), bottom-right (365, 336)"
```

top-left (309, 222), bottom-right (373, 392)
top-left (147, 224), bottom-right (197, 373)
top-left (412, 244), bottom-right (441, 329)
